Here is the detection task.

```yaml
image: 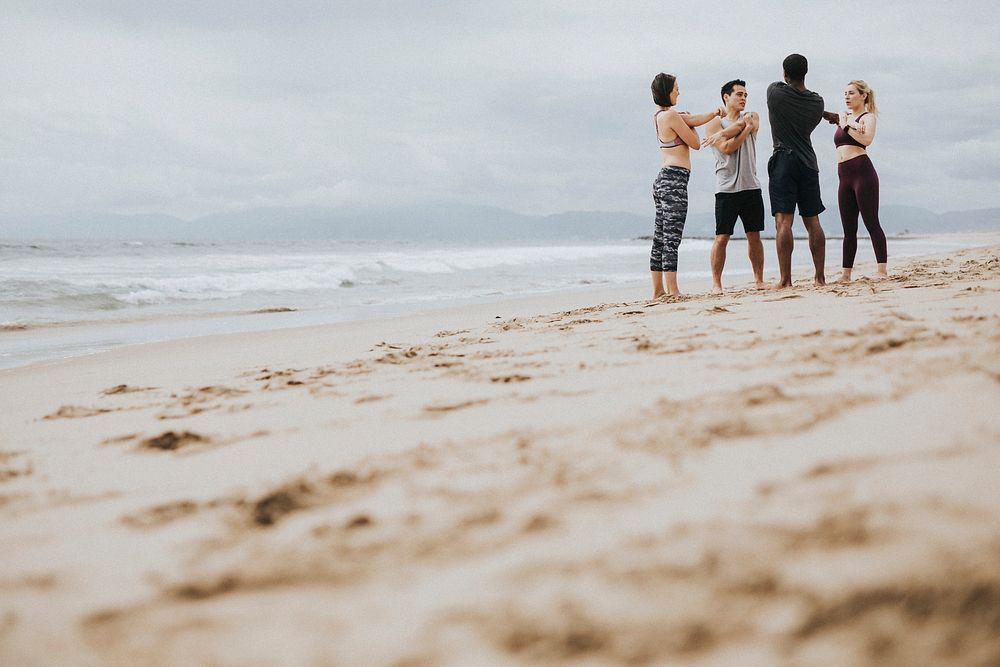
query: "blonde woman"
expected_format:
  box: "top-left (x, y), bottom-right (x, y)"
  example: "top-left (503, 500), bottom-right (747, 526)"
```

top-left (649, 72), bottom-right (722, 298)
top-left (835, 79), bottom-right (887, 280)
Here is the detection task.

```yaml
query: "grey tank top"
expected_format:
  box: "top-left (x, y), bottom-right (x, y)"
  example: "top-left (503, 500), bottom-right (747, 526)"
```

top-left (713, 113), bottom-right (761, 193)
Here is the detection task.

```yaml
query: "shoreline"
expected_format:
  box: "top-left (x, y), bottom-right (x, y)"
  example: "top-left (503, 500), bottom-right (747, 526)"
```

top-left (3, 232), bottom-right (997, 373)
top-left (634, 231), bottom-right (964, 241)
top-left (1, 241), bottom-right (999, 665)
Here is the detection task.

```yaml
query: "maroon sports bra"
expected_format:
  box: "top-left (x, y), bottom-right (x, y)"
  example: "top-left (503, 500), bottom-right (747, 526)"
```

top-left (834, 112), bottom-right (869, 149)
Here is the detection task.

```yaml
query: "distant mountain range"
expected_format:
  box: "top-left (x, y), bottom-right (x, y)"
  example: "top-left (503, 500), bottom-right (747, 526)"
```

top-left (2, 204), bottom-right (998, 241)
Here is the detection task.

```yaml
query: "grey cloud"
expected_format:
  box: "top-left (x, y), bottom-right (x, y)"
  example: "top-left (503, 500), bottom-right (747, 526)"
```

top-left (943, 138), bottom-right (1000, 181)
top-left (1, 1), bottom-right (999, 223)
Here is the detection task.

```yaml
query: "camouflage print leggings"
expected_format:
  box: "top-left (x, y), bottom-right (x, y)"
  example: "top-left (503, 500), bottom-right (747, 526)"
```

top-left (650, 166), bottom-right (690, 272)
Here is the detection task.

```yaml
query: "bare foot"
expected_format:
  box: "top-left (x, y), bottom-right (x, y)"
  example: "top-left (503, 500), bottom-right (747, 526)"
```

top-left (814, 277), bottom-right (827, 287)
top-left (776, 280), bottom-right (793, 290)
top-left (710, 286), bottom-right (723, 295)
top-left (755, 281), bottom-right (773, 290)
top-left (652, 290), bottom-right (666, 299)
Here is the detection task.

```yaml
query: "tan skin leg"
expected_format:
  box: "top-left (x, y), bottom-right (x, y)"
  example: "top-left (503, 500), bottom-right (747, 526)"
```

top-left (775, 213), bottom-right (795, 288)
top-left (664, 271), bottom-right (680, 296)
top-left (650, 271), bottom-right (680, 298)
top-left (710, 234), bottom-right (729, 294)
top-left (746, 231), bottom-right (766, 287)
top-left (801, 215), bottom-right (826, 286)
top-left (714, 232), bottom-right (767, 292)
top-left (840, 264), bottom-right (887, 283)
top-left (777, 213), bottom-right (827, 287)
top-left (651, 271), bottom-right (665, 299)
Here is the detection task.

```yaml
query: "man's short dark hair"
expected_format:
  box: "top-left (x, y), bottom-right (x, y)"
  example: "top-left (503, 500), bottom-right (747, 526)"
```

top-left (783, 54), bottom-right (808, 81)
top-left (721, 79), bottom-right (746, 101)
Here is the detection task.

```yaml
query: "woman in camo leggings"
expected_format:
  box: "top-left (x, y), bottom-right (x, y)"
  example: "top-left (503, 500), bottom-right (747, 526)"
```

top-left (649, 72), bottom-right (722, 298)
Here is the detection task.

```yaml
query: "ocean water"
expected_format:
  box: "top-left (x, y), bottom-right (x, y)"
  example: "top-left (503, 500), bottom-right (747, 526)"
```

top-left (0, 235), bottom-right (986, 369)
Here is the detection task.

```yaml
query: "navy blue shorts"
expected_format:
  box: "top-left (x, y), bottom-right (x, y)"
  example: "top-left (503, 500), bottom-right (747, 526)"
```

top-left (715, 189), bottom-right (765, 236)
top-left (767, 149), bottom-right (825, 218)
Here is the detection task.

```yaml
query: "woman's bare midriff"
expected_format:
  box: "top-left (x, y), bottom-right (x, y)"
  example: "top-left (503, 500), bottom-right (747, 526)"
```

top-left (660, 145), bottom-right (692, 170)
top-left (837, 145), bottom-right (866, 163)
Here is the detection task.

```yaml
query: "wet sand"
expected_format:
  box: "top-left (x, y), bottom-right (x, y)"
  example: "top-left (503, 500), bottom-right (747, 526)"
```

top-left (2, 242), bottom-right (999, 666)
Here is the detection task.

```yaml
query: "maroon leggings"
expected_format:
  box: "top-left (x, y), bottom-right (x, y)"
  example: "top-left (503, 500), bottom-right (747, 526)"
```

top-left (838, 154), bottom-right (887, 268)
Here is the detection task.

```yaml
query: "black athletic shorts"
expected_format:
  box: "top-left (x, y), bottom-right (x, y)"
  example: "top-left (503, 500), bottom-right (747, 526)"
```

top-left (714, 188), bottom-right (765, 236)
top-left (767, 148), bottom-right (826, 217)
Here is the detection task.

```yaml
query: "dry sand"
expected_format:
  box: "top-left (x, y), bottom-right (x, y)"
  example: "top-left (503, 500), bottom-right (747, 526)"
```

top-left (2, 242), bottom-right (999, 666)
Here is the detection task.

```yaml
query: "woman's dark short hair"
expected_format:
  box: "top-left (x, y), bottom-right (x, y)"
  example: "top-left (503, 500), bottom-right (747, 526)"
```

top-left (651, 73), bottom-right (676, 107)
top-left (783, 54), bottom-right (808, 81)
top-left (721, 79), bottom-right (746, 101)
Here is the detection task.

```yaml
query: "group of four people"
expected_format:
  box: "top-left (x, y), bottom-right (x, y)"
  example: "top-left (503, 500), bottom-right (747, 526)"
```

top-left (648, 53), bottom-right (887, 299)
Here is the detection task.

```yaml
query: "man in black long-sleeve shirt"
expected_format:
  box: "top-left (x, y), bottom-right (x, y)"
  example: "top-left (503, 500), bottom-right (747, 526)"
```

top-left (766, 53), bottom-right (836, 287)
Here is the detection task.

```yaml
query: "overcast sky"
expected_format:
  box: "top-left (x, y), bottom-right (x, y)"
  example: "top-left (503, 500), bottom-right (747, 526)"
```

top-left (2, 1), bottom-right (998, 223)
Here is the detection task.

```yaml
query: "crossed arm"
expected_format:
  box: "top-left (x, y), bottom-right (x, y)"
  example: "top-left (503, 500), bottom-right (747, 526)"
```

top-left (822, 109), bottom-right (877, 146)
top-left (840, 111), bottom-right (877, 146)
top-left (701, 112), bottom-right (759, 153)
top-left (659, 106), bottom-right (726, 149)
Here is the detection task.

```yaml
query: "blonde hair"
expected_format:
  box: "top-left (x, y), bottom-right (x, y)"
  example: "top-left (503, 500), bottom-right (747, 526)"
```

top-left (849, 79), bottom-right (878, 116)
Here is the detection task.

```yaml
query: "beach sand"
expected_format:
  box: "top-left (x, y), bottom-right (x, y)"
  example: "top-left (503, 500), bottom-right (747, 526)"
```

top-left (2, 241), bottom-right (999, 666)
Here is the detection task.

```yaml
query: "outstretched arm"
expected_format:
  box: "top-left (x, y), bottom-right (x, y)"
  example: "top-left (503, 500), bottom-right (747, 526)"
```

top-left (680, 106), bottom-right (725, 127)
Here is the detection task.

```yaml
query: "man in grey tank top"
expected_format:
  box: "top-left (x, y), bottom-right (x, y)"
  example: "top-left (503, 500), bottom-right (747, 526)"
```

top-left (702, 79), bottom-right (767, 293)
